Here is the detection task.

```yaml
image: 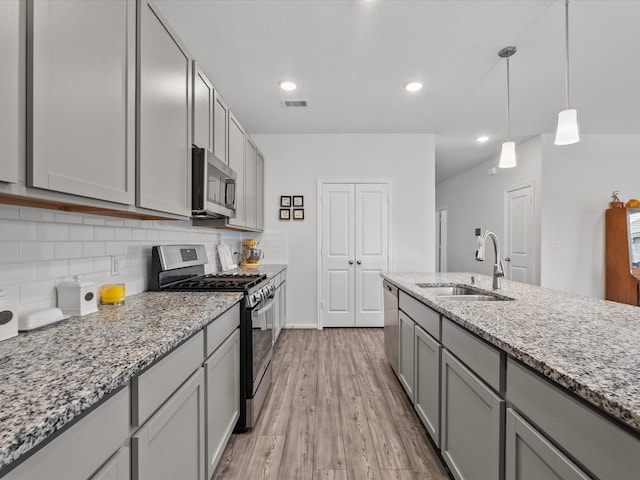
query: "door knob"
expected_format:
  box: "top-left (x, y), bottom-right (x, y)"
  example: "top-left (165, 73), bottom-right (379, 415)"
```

top-left (356, 260), bottom-right (362, 265)
top-left (348, 260), bottom-right (354, 265)
top-left (504, 257), bottom-right (511, 262)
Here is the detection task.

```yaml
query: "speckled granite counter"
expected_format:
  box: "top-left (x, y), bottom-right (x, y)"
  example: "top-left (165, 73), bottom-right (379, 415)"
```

top-left (383, 272), bottom-right (640, 435)
top-left (0, 291), bottom-right (242, 473)
top-left (233, 264), bottom-right (287, 280)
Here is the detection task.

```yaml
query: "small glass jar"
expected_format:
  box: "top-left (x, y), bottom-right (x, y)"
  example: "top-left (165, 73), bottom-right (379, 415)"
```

top-left (99, 284), bottom-right (126, 305)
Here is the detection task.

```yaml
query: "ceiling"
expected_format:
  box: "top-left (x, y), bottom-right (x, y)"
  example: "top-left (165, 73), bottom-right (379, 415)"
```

top-left (155, 0), bottom-right (640, 183)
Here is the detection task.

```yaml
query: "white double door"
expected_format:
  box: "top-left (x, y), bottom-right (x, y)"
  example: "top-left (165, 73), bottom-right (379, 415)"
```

top-left (321, 183), bottom-right (389, 327)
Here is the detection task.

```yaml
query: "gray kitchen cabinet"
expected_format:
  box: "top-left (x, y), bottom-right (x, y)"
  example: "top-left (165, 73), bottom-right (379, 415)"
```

top-left (204, 329), bottom-right (240, 479)
top-left (137, 0), bottom-right (192, 217)
top-left (256, 150), bottom-right (265, 231)
top-left (398, 311), bottom-right (415, 401)
top-left (414, 324), bottom-right (441, 447)
top-left (244, 138), bottom-right (257, 229)
top-left (132, 368), bottom-right (205, 480)
top-left (505, 408), bottom-right (589, 480)
top-left (192, 62), bottom-right (213, 151)
top-left (27, 0), bottom-right (135, 204)
top-left (227, 112), bottom-right (246, 228)
top-left (213, 91), bottom-right (229, 165)
top-left (90, 447), bottom-right (130, 480)
top-left (0, 0), bottom-right (22, 184)
top-left (273, 271), bottom-right (286, 344)
top-left (441, 349), bottom-right (504, 480)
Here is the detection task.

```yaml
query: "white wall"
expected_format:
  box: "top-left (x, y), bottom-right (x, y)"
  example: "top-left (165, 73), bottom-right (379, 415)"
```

top-left (0, 205), bottom-right (242, 315)
top-left (252, 133), bottom-right (436, 328)
top-left (540, 134), bottom-right (640, 298)
top-left (436, 136), bottom-right (542, 283)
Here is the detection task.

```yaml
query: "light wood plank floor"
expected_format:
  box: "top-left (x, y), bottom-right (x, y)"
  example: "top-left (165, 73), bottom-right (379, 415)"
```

top-left (213, 328), bottom-right (451, 480)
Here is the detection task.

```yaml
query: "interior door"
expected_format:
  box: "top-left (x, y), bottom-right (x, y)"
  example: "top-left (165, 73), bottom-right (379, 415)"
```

top-left (354, 184), bottom-right (388, 326)
top-left (505, 184), bottom-right (534, 284)
top-left (322, 183), bottom-right (356, 327)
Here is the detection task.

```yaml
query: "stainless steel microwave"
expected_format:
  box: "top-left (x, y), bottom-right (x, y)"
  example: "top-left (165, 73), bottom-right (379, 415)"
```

top-left (192, 145), bottom-right (236, 219)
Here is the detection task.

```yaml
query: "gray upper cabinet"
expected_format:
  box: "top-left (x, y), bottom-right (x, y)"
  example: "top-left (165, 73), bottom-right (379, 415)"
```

top-left (256, 150), bottom-right (264, 231)
top-left (137, 0), bottom-right (192, 217)
top-left (0, 0), bottom-right (22, 184)
top-left (28, 0), bottom-right (135, 204)
top-left (227, 112), bottom-right (245, 228)
top-left (414, 325), bottom-right (441, 447)
top-left (244, 138), bottom-right (257, 230)
top-left (192, 62), bottom-right (213, 151)
top-left (213, 91), bottom-right (229, 165)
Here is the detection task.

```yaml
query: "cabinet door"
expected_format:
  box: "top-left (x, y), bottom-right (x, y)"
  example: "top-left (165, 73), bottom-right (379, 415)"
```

top-left (205, 330), bottom-right (240, 479)
top-left (505, 409), bottom-right (590, 480)
top-left (28, 0), bottom-right (135, 203)
top-left (441, 350), bottom-right (504, 480)
top-left (244, 138), bottom-right (257, 229)
top-left (414, 325), bottom-right (441, 447)
top-left (227, 113), bottom-right (245, 227)
top-left (0, 0), bottom-right (21, 184)
top-left (90, 446), bottom-right (130, 480)
top-left (132, 368), bottom-right (205, 480)
top-left (192, 62), bottom-right (213, 151)
top-left (256, 150), bottom-right (264, 231)
top-left (398, 311), bottom-right (415, 401)
top-left (213, 92), bottom-right (229, 165)
top-left (138, 0), bottom-right (192, 216)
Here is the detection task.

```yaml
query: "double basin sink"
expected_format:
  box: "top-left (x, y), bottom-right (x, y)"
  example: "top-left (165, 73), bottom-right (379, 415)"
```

top-left (416, 284), bottom-right (514, 302)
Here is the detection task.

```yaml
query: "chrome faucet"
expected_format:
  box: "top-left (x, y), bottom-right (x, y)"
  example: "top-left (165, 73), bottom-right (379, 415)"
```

top-left (475, 231), bottom-right (505, 289)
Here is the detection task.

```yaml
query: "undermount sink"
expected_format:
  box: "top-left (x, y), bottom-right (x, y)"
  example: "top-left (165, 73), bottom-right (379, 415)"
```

top-left (415, 285), bottom-right (480, 296)
top-left (437, 294), bottom-right (505, 302)
top-left (416, 284), bottom-right (514, 302)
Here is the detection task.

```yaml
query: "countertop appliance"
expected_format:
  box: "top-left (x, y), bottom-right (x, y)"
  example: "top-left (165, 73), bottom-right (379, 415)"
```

top-left (192, 145), bottom-right (236, 219)
top-left (383, 280), bottom-right (399, 374)
top-left (240, 239), bottom-right (264, 266)
top-left (150, 244), bottom-right (275, 432)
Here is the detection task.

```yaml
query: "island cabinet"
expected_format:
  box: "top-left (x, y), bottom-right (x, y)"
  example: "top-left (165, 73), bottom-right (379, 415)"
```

top-left (27, 0), bottom-right (136, 204)
top-left (398, 310), bottom-right (415, 401)
top-left (137, 0), bottom-right (192, 217)
top-left (506, 358), bottom-right (640, 480)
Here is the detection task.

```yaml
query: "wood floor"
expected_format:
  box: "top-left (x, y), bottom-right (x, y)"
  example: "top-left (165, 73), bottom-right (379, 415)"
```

top-left (213, 328), bottom-right (451, 480)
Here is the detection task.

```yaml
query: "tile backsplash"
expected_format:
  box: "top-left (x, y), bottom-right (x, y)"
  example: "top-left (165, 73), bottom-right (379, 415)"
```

top-left (0, 204), bottom-right (252, 315)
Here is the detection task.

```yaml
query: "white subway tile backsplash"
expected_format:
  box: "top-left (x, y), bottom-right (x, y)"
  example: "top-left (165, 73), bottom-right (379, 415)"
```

top-left (69, 258), bottom-right (94, 276)
top-left (0, 242), bottom-right (20, 262)
top-left (20, 207), bottom-right (55, 222)
top-left (114, 228), bottom-right (132, 241)
top-left (94, 256), bottom-right (111, 273)
top-left (36, 260), bottom-right (69, 280)
top-left (54, 212), bottom-right (83, 224)
top-left (55, 242), bottom-right (83, 259)
top-left (0, 263), bottom-right (37, 285)
top-left (69, 225), bottom-right (94, 241)
top-left (37, 223), bottom-right (69, 241)
top-left (0, 206), bottom-right (20, 220)
top-left (0, 220), bottom-right (37, 241)
top-left (20, 242), bottom-right (55, 261)
top-left (105, 242), bottom-right (126, 256)
top-left (83, 242), bottom-right (106, 257)
top-left (105, 219), bottom-right (124, 227)
top-left (83, 215), bottom-right (106, 226)
top-left (94, 227), bottom-right (115, 241)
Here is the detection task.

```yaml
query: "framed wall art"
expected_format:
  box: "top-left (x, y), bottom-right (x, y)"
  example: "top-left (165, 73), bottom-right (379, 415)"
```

top-left (293, 208), bottom-right (304, 220)
top-left (279, 209), bottom-right (291, 220)
top-left (293, 195), bottom-right (304, 207)
top-left (280, 196), bottom-right (291, 207)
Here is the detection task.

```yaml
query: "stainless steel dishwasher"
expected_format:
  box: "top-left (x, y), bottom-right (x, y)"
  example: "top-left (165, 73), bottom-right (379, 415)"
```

top-left (383, 280), bottom-right (399, 374)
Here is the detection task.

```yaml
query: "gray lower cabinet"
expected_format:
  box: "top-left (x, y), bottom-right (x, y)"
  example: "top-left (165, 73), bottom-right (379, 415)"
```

top-left (204, 329), bottom-right (240, 479)
top-left (398, 311), bottom-right (415, 401)
top-left (0, 0), bottom-right (22, 184)
top-left (505, 409), bottom-right (589, 480)
top-left (414, 325), bottom-right (441, 447)
top-left (441, 350), bottom-right (504, 480)
top-left (132, 368), bottom-right (205, 480)
top-left (28, 0), bottom-right (136, 204)
top-left (90, 447), bottom-right (130, 480)
top-left (137, 0), bottom-right (192, 216)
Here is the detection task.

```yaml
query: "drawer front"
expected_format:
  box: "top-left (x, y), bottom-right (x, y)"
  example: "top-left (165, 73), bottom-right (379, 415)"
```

top-left (507, 358), bottom-right (640, 480)
top-left (132, 331), bottom-right (204, 427)
top-left (399, 290), bottom-right (440, 340)
top-left (205, 303), bottom-right (240, 358)
top-left (442, 317), bottom-right (502, 392)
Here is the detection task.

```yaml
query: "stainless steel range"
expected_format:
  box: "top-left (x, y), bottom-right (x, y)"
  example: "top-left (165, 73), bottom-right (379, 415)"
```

top-left (150, 245), bottom-right (275, 431)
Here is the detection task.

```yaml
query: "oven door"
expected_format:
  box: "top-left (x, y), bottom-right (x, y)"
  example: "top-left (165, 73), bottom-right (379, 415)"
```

top-left (250, 294), bottom-right (275, 396)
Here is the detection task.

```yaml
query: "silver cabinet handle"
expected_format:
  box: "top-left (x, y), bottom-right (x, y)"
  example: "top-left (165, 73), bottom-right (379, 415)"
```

top-left (504, 257), bottom-right (511, 262)
top-left (356, 260), bottom-right (362, 265)
top-left (348, 260), bottom-right (354, 265)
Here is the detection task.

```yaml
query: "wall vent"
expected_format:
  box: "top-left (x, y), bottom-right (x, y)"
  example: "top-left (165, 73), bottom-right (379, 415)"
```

top-left (281, 99), bottom-right (308, 108)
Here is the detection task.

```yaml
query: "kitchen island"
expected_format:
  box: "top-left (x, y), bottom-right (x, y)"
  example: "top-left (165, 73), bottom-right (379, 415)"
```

top-left (0, 291), bottom-right (242, 477)
top-left (383, 272), bottom-right (640, 480)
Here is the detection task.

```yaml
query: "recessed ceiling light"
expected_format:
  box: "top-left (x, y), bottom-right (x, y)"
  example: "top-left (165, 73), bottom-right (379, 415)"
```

top-left (405, 82), bottom-right (423, 92)
top-left (476, 136), bottom-right (490, 143)
top-left (279, 81), bottom-right (297, 91)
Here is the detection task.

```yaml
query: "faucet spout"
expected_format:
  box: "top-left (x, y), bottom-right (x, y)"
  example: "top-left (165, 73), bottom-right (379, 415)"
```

top-left (475, 231), bottom-right (505, 289)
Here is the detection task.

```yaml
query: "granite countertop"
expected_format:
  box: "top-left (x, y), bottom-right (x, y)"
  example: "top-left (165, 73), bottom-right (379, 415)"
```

top-left (0, 291), bottom-right (243, 473)
top-left (382, 272), bottom-right (640, 435)
top-left (233, 263), bottom-right (287, 280)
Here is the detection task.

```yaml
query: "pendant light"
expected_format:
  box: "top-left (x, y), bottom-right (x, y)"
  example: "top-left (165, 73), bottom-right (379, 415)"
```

top-left (498, 46), bottom-right (517, 169)
top-left (555, 0), bottom-right (580, 145)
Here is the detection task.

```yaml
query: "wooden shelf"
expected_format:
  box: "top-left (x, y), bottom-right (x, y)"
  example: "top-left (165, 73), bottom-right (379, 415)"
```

top-left (605, 208), bottom-right (640, 306)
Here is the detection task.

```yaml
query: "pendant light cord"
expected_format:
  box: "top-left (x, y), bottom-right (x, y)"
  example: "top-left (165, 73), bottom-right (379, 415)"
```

top-left (564, 0), bottom-right (570, 109)
top-left (506, 57), bottom-right (511, 142)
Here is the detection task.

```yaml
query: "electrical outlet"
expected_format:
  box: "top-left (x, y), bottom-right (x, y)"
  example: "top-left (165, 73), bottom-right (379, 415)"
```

top-left (550, 240), bottom-right (560, 249)
top-left (111, 256), bottom-right (122, 276)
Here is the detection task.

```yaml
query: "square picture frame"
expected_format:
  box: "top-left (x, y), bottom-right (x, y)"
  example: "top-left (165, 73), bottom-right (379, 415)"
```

top-left (293, 208), bottom-right (304, 220)
top-left (279, 208), bottom-right (291, 220)
top-left (293, 195), bottom-right (304, 207)
top-left (280, 196), bottom-right (292, 207)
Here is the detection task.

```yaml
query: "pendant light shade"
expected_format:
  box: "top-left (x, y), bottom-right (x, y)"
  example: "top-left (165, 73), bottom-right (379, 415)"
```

top-left (498, 46), bottom-right (517, 169)
top-left (499, 141), bottom-right (517, 168)
top-left (555, 0), bottom-right (580, 145)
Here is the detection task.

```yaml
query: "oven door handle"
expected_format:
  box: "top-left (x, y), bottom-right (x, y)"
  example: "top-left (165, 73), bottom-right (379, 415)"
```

top-left (253, 295), bottom-right (275, 317)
